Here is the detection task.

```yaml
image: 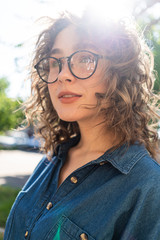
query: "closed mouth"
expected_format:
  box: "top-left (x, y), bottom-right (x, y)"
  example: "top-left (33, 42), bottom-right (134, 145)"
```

top-left (58, 92), bottom-right (82, 98)
top-left (60, 94), bottom-right (81, 98)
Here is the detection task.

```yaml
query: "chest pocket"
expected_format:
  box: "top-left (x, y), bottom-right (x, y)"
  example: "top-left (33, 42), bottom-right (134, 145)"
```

top-left (45, 215), bottom-right (95, 240)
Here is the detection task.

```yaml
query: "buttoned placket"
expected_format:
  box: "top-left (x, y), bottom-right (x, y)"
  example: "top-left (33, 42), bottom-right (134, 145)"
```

top-left (23, 155), bottom-right (107, 239)
top-left (49, 163), bottom-right (100, 207)
top-left (22, 157), bottom-right (61, 240)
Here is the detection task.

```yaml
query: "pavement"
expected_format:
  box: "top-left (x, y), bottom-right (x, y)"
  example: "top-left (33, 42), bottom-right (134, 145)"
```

top-left (0, 150), bottom-right (43, 189)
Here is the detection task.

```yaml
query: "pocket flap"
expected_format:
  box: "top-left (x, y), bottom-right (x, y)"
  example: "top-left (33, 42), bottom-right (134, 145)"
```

top-left (45, 215), bottom-right (95, 240)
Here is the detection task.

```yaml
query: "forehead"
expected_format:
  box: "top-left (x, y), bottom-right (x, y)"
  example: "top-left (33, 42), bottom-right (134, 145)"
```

top-left (52, 24), bottom-right (100, 53)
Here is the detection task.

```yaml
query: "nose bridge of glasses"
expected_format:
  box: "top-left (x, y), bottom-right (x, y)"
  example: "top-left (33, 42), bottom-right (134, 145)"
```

top-left (59, 56), bottom-right (70, 62)
top-left (58, 56), bottom-right (70, 71)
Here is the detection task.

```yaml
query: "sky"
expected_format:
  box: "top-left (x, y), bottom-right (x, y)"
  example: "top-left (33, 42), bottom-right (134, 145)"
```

top-left (1, 0), bottom-right (158, 100)
top-left (0, 0), bottom-right (61, 99)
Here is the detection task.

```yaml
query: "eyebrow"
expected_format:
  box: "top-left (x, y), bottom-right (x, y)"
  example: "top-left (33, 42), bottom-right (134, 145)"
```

top-left (50, 43), bottom-right (99, 56)
top-left (73, 42), bottom-right (100, 52)
top-left (50, 48), bottom-right (62, 55)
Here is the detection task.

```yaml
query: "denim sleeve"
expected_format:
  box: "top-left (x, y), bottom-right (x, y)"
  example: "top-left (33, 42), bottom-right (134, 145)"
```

top-left (120, 177), bottom-right (160, 240)
top-left (21, 156), bottom-right (50, 191)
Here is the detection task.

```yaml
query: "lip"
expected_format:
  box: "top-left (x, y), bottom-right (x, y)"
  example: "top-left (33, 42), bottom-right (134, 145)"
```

top-left (58, 91), bottom-right (82, 98)
top-left (58, 91), bottom-right (82, 104)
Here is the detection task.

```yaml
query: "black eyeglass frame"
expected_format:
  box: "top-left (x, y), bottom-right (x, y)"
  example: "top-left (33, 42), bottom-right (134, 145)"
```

top-left (34, 50), bottom-right (107, 84)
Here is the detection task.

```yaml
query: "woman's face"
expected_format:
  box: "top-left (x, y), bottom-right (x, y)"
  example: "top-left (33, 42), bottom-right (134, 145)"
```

top-left (48, 24), bottom-right (107, 124)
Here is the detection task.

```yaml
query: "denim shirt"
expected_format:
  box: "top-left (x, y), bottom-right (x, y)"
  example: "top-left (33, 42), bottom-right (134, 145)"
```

top-left (4, 137), bottom-right (160, 240)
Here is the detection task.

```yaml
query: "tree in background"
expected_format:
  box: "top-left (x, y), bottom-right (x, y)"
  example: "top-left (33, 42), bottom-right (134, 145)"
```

top-left (0, 78), bottom-right (25, 133)
top-left (132, 0), bottom-right (160, 92)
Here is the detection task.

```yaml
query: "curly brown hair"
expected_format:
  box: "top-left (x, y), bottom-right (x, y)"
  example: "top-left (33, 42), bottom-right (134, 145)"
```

top-left (23, 11), bottom-right (160, 160)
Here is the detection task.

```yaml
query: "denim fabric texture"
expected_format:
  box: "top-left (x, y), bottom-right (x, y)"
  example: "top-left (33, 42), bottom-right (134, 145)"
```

top-left (4, 136), bottom-right (160, 240)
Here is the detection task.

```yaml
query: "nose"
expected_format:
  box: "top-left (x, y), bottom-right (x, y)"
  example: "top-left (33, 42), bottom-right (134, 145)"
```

top-left (57, 57), bottom-right (75, 83)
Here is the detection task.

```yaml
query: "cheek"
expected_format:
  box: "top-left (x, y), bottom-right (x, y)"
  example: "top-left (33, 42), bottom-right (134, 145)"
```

top-left (83, 79), bottom-right (107, 96)
top-left (82, 66), bottom-right (107, 90)
top-left (48, 85), bottom-right (57, 105)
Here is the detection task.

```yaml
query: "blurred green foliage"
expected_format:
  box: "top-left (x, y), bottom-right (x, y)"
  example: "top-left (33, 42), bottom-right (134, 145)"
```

top-left (0, 186), bottom-right (20, 228)
top-left (0, 233), bottom-right (4, 240)
top-left (152, 39), bottom-right (160, 92)
top-left (133, 0), bottom-right (160, 92)
top-left (0, 78), bottom-right (25, 133)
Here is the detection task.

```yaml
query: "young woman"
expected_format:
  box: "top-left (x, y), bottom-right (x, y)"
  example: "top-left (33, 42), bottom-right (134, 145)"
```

top-left (4, 11), bottom-right (160, 240)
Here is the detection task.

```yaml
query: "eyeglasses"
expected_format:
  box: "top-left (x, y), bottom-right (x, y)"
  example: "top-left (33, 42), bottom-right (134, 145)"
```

top-left (34, 50), bottom-right (105, 84)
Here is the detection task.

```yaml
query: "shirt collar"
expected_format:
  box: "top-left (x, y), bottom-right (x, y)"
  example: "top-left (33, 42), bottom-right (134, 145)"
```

top-left (57, 135), bottom-right (148, 175)
top-left (99, 143), bottom-right (148, 174)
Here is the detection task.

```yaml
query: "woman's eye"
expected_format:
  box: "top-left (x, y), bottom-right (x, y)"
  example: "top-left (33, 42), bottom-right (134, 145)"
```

top-left (50, 60), bottom-right (59, 68)
top-left (79, 56), bottom-right (94, 63)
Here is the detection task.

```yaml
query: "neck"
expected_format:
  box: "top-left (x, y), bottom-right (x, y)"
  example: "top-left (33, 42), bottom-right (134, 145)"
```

top-left (76, 118), bottom-right (118, 154)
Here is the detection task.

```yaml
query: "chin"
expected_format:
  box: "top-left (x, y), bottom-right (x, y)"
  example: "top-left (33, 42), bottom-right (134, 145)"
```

top-left (58, 114), bottom-right (78, 123)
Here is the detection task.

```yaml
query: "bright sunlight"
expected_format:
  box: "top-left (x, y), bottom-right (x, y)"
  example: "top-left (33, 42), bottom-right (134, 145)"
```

top-left (47, 0), bottom-right (135, 20)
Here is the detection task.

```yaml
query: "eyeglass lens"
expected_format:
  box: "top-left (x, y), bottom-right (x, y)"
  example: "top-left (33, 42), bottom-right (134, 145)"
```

top-left (36, 51), bottom-right (97, 83)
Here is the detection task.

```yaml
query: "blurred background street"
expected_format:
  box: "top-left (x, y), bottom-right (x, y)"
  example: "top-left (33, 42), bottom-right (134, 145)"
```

top-left (0, 150), bottom-right (42, 189)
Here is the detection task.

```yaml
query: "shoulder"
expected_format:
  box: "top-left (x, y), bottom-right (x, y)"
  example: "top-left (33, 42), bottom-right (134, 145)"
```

top-left (133, 154), bottom-right (160, 194)
top-left (124, 149), bottom-right (160, 203)
top-left (132, 152), bottom-right (160, 181)
top-left (105, 142), bottom-right (160, 176)
top-left (106, 142), bottom-right (160, 190)
top-left (124, 143), bottom-right (160, 186)
top-left (22, 154), bottom-right (58, 191)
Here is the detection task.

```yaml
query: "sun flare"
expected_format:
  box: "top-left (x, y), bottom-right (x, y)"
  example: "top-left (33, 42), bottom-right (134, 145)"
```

top-left (48, 0), bottom-right (134, 21)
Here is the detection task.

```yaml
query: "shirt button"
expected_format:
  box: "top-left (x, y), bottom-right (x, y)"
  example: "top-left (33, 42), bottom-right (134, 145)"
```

top-left (46, 202), bottom-right (53, 210)
top-left (80, 233), bottom-right (88, 240)
top-left (70, 176), bottom-right (78, 184)
top-left (100, 162), bottom-right (105, 165)
top-left (100, 161), bottom-right (107, 165)
top-left (24, 231), bottom-right (29, 238)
